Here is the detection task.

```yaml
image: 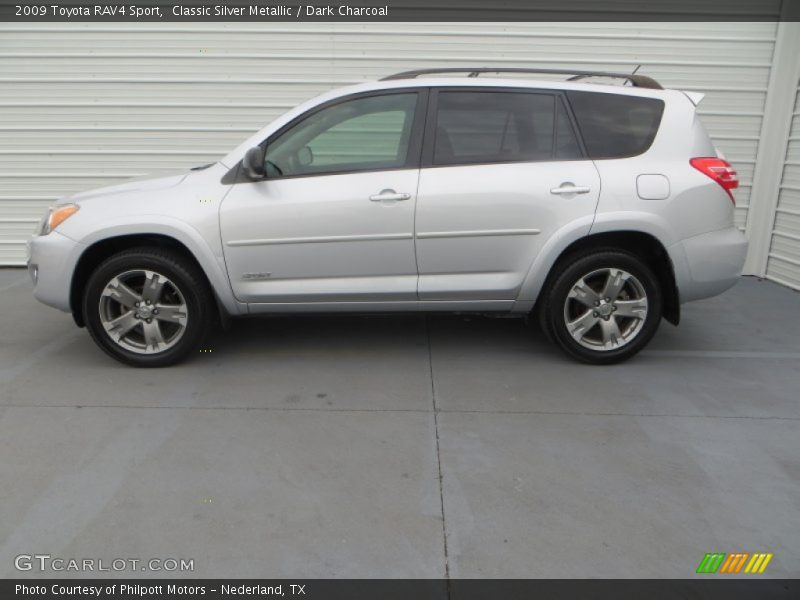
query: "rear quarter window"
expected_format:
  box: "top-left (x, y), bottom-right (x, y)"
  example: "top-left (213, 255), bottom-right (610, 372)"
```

top-left (566, 91), bottom-right (664, 159)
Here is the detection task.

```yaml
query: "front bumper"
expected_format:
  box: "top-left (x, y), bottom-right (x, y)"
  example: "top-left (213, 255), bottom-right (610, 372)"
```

top-left (668, 226), bottom-right (748, 303)
top-left (26, 231), bottom-right (85, 313)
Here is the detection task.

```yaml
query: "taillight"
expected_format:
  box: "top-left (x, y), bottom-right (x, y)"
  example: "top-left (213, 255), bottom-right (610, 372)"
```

top-left (690, 157), bottom-right (739, 204)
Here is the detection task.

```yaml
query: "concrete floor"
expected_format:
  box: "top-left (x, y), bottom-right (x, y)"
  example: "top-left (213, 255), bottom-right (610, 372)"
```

top-left (0, 269), bottom-right (798, 578)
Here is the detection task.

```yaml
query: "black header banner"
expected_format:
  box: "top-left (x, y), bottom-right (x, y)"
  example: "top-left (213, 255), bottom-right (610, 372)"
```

top-left (1, 0), bottom-right (799, 22)
top-left (3, 579), bottom-right (798, 599)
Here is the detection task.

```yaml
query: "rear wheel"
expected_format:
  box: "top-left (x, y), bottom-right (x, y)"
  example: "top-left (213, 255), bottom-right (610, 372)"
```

top-left (539, 250), bottom-right (662, 364)
top-left (83, 248), bottom-right (212, 367)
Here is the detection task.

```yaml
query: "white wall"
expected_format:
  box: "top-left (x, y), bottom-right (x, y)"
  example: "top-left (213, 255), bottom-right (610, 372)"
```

top-left (0, 22), bottom-right (785, 271)
top-left (767, 82), bottom-right (800, 289)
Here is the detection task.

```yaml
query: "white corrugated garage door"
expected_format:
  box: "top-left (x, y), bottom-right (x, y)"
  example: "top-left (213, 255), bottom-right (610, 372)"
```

top-left (0, 22), bottom-right (779, 264)
top-left (766, 82), bottom-right (800, 289)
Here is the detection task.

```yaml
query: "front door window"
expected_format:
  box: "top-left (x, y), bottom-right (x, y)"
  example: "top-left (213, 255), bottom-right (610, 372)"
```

top-left (264, 93), bottom-right (419, 178)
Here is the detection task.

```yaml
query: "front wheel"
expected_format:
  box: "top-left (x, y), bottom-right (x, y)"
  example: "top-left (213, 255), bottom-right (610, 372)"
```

top-left (83, 248), bottom-right (213, 367)
top-left (539, 250), bottom-right (662, 364)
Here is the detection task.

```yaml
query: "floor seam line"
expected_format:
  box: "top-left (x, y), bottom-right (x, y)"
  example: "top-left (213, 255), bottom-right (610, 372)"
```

top-left (436, 410), bottom-right (800, 420)
top-left (426, 316), bottom-right (451, 590)
top-left (0, 404), bottom-right (431, 413)
top-left (2, 404), bottom-right (799, 421)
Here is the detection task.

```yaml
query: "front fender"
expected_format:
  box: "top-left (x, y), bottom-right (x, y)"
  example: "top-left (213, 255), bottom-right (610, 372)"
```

top-left (72, 216), bottom-right (245, 316)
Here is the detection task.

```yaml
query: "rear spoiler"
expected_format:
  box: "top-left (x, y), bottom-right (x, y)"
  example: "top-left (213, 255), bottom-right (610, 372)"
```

top-left (682, 91), bottom-right (706, 106)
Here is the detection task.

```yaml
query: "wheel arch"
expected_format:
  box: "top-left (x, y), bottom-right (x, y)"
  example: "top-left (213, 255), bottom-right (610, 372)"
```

top-left (69, 232), bottom-right (237, 327)
top-left (529, 230), bottom-right (680, 326)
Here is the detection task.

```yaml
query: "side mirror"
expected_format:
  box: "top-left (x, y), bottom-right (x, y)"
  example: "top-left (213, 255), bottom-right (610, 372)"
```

top-left (242, 146), bottom-right (266, 180)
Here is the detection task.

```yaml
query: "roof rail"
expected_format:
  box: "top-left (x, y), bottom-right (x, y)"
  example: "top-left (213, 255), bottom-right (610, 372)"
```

top-left (380, 68), bottom-right (663, 90)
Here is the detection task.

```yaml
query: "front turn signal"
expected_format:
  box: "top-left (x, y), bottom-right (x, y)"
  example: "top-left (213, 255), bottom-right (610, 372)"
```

top-left (41, 204), bottom-right (79, 235)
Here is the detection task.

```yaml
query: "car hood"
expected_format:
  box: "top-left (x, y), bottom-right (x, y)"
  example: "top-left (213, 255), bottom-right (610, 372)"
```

top-left (66, 172), bottom-right (189, 204)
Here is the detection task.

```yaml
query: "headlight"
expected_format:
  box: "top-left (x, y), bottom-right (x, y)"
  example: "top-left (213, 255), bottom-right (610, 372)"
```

top-left (40, 204), bottom-right (79, 235)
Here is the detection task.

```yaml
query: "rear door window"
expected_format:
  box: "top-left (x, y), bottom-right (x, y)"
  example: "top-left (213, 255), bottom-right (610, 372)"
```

top-left (566, 91), bottom-right (664, 159)
top-left (431, 91), bottom-right (582, 166)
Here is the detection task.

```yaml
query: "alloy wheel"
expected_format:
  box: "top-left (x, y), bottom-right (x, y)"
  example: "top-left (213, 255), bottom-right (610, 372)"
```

top-left (562, 267), bottom-right (648, 351)
top-left (98, 269), bottom-right (188, 354)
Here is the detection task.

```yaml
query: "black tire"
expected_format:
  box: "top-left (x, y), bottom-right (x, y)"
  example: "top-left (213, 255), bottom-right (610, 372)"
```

top-left (82, 247), bottom-right (213, 367)
top-left (538, 249), bottom-right (662, 365)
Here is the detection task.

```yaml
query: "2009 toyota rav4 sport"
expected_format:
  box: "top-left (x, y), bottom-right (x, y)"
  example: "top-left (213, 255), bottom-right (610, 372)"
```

top-left (27, 68), bottom-right (748, 367)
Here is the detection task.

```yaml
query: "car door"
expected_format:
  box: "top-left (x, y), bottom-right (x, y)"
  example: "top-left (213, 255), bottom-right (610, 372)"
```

top-left (415, 88), bottom-right (601, 301)
top-left (220, 90), bottom-right (426, 305)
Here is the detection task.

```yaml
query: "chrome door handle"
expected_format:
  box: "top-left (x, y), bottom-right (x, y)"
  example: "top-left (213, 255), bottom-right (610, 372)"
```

top-left (369, 189), bottom-right (412, 202)
top-left (550, 183), bottom-right (591, 195)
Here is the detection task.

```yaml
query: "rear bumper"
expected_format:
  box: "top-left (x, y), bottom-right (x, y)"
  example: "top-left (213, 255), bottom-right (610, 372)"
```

top-left (26, 231), bottom-right (84, 312)
top-left (668, 226), bottom-right (748, 303)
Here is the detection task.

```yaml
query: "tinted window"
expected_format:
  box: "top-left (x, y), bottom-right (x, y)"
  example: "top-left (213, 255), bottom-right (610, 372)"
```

top-left (264, 93), bottom-right (417, 177)
top-left (432, 91), bottom-right (581, 166)
top-left (566, 91), bottom-right (664, 159)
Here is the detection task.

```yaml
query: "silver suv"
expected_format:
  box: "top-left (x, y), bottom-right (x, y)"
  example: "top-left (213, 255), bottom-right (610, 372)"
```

top-left (27, 68), bottom-right (747, 367)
